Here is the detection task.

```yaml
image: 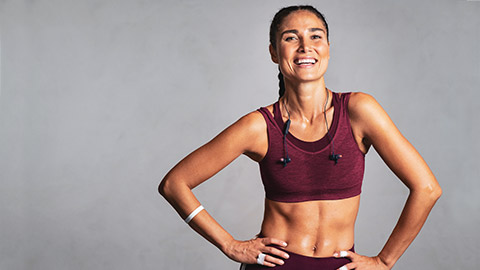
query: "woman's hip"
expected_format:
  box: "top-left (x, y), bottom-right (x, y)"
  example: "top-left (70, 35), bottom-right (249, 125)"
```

top-left (239, 245), bottom-right (354, 270)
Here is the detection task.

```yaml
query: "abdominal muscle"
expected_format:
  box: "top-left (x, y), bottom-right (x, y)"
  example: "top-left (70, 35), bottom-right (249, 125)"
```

top-left (259, 195), bottom-right (360, 258)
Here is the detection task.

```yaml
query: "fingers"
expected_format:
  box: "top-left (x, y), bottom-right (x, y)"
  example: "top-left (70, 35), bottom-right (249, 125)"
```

top-left (334, 250), bottom-right (356, 270)
top-left (333, 250), bottom-right (356, 260)
top-left (261, 237), bottom-right (288, 248)
top-left (336, 254), bottom-right (388, 270)
top-left (256, 253), bottom-right (266, 265)
top-left (261, 254), bottom-right (285, 267)
top-left (338, 263), bottom-right (356, 270)
top-left (263, 246), bottom-right (290, 260)
top-left (255, 237), bottom-right (289, 267)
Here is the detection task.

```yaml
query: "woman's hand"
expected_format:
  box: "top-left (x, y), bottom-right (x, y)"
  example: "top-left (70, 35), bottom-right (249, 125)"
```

top-left (334, 250), bottom-right (389, 270)
top-left (223, 237), bottom-right (290, 267)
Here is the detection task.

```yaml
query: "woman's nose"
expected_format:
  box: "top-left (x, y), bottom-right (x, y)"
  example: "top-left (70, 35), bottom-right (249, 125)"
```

top-left (297, 38), bottom-right (312, 53)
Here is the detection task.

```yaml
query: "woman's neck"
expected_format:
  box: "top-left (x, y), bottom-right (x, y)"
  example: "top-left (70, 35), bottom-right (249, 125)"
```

top-left (281, 78), bottom-right (331, 123)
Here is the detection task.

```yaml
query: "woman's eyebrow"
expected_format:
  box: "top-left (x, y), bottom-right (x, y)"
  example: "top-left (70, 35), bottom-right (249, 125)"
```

top-left (309, 28), bottom-right (325, 33)
top-left (281, 29), bottom-right (298, 36)
top-left (281, 28), bottom-right (325, 36)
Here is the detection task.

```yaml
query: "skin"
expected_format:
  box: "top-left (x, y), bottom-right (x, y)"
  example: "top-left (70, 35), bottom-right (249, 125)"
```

top-left (159, 10), bottom-right (442, 270)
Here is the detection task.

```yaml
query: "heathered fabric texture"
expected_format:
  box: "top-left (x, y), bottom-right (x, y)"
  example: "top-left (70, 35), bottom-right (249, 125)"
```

top-left (257, 92), bottom-right (365, 202)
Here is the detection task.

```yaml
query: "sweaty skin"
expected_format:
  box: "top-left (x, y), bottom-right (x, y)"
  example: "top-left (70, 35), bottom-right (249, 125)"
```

top-left (253, 102), bottom-right (361, 258)
top-left (160, 9), bottom-right (441, 269)
top-left (261, 196), bottom-right (360, 257)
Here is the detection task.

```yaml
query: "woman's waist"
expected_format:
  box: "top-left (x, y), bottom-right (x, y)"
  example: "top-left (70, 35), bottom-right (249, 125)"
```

top-left (259, 223), bottom-right (355, 257)
top-left (260, 196), bottom-right (359, 256)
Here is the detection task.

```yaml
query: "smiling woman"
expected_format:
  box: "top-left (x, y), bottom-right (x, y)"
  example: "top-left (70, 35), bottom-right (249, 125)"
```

top-left (159, 5), bottom-right (441, 270)
top-left (270, 9), bottom-right (330, 88)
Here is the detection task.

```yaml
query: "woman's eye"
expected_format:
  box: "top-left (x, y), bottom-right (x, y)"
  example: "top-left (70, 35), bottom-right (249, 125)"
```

top-left (285, 36), bottom-right (297, 41)
top-left (312, 35), bottom-right (322, 39)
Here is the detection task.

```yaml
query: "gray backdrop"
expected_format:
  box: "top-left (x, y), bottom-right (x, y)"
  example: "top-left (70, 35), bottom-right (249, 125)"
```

top-left (1, 0), bottom-right (479, 269)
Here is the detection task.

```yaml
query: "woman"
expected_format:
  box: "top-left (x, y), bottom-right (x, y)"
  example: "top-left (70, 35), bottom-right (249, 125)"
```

top-left (159, 5), bottom-right (441, 270)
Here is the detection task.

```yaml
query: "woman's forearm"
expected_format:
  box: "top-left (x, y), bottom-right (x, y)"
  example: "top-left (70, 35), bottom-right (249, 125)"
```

top-left (377, 187), bottom-right (442, 268)
top-left (159, 176), bottom-right (235, 253)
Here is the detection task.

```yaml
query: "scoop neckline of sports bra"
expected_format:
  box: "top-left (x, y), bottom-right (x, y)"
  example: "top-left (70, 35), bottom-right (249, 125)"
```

top-left (271, 91), bottom-right (341, 152)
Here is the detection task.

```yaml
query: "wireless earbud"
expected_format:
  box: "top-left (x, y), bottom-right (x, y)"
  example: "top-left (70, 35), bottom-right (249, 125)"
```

top-left (329, 154), bottom-right (342, 164)
top-left (280, 157), bottom-right (291, 166)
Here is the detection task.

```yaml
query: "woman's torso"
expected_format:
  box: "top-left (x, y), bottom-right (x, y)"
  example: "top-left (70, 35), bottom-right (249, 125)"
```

top-left (260, 196), bottom-right (360, 257)
top-left (247, 91), bottom-right (366, 257)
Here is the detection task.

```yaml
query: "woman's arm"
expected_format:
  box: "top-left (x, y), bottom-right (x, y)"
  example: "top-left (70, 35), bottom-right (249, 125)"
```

top-left (159, 110), bottom-right (289, 267)
top-left (340, 92), bottom-right (442, 269)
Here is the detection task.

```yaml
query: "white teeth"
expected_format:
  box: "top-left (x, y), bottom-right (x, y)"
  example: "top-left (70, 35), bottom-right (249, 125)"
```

top-left (296, 58), bottom-right (316, 64)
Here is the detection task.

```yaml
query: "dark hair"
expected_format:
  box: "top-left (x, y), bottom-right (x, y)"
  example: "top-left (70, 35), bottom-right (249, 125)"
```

top-left (269, 5), bottom-right (329, 98)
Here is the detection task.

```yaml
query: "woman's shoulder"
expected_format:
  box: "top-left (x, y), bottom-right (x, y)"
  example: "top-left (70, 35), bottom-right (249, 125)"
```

top-left (235, 102), bottom-right (275, 134)
top-left (347, 91), bottom-right (395, 139)
top-left (228, 104), bottom-right (276, 160)
top-left (259, 103), bottom-right (275, 116)
top-left (347, 91), bottom-right (382, 118)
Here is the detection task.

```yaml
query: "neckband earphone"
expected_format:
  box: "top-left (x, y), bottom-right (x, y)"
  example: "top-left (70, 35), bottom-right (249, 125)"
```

top-left (281, 88), bottom-right (342, 167)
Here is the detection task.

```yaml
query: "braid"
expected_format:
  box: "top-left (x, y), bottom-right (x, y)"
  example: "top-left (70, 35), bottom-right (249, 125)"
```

top-left (278, 71), bottom-right (286, 98)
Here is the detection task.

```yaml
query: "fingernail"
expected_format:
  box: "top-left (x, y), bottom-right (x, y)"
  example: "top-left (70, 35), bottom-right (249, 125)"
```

top-left (279, 260), bottom-right (284, 265)
top-left (340, 251), bottom-right (348, 257)
top-left (339, 266), bottom-right (348, 270)
top-left (283, 242), bottom-right (288, 247)
top-left (284, 253), bottom-right (289, 259)
top-left (333, 253), bottom-right (339, 257)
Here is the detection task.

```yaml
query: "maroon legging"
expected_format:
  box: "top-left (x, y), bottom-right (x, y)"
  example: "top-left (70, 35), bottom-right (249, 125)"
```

top-left (240, 246), bottom-right (354, 270)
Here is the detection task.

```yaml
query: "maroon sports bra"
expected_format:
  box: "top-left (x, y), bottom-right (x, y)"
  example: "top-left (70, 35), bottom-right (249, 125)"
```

top-left (257, 92), bottom-right (365, 203)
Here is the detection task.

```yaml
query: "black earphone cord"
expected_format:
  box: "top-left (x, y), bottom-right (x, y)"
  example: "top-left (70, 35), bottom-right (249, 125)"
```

top-left (282, 89), bottom-right (342, 167)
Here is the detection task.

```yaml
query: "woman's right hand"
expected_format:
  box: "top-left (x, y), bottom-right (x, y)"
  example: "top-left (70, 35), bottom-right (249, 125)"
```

top-left (223, 237), bottom-right (290, 267)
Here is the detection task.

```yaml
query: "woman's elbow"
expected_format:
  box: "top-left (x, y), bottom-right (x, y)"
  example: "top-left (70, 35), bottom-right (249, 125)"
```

top-left (158, 174), bottom-right (190, 200)
top-left (158, 178), bottom-right (166, 197)
top-left (158, 176), bottom-right (173, 199)
top-left (431, 184), bottom-right (442, 201)
top-left (419, 182), bottom-right (442, 203)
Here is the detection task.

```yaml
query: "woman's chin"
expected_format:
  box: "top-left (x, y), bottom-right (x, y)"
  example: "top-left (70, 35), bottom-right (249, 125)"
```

top-left (292, 75), bottom-right (326, 84)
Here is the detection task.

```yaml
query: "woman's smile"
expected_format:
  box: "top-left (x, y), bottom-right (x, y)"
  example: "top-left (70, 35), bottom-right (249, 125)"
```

top-left (294, 57), bottom-right (317, 68)
top-left (272, 10), bottom-right (330, 82)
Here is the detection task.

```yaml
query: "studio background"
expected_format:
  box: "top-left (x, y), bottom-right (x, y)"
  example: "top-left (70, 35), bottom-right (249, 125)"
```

top-left (1, 0), bottom-right (478, 269)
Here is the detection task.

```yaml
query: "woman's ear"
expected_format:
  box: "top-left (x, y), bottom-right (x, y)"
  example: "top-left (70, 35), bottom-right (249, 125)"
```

top-left (269, 44), bottom-right (279, 64)
top-left (328, 41), bottom-right (330, 59)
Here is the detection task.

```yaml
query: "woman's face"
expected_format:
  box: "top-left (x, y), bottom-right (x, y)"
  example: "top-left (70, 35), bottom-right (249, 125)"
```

top-left (270, 10), bottom-right (330, 84)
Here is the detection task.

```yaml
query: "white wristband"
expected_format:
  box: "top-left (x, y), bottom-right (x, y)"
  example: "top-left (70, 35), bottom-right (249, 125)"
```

top-left (184, 205), bottom-right (204, 223)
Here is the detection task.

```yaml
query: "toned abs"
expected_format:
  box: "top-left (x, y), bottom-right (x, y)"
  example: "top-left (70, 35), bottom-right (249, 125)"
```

top-left (260, 196), bottom-right (360, 257)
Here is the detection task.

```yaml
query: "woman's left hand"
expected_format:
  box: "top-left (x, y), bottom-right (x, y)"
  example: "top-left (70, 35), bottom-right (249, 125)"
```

top-left (333, 250), bottom-right (390, 270)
